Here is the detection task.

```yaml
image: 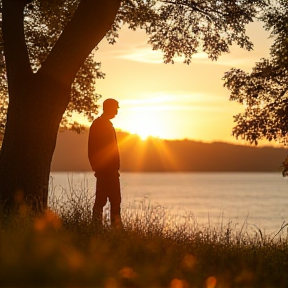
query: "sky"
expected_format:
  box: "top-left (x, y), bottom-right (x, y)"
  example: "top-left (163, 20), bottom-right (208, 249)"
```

top-left (85, 20), bottom-right (273, 144)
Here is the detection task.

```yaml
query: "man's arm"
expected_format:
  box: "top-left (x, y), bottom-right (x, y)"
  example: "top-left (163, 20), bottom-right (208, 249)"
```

top-left (88, 121), bottom-right (100, 171)
top-left (88, 120), bottom-right (111, 172)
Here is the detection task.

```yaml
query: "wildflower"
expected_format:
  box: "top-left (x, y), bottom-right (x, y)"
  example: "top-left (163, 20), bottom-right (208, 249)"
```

top-left (206, 276), bottom-right (217, 288)
top-left (170, 278), bottom-right (189, 288)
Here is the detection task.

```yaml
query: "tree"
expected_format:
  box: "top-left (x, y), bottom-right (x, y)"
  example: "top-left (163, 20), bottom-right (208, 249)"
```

top-left (0, 0), bottom-right (111, 134)
top-left (0, 0), bottom-right (121, 215)
top-left (223, 0), bottom-right (288, 146)
top-left (0, 0), bottom-right (266, 215)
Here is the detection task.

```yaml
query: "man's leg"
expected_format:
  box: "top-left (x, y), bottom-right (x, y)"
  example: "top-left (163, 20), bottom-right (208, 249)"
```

top-left (92, 177), bottom-right (108, 225)
top-left (108, 173), bottom-right (122, 228)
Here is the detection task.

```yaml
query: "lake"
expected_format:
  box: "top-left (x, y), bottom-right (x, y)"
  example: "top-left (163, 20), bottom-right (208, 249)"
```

top-left (49, 172), bottom-right (288, 235)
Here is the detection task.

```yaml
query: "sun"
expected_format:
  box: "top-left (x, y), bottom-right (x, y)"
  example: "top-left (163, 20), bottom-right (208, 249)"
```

top-left (133, 119), bottom-right (161, 140)
top-left (127, 110), bottom-right (164, 140)
top-left (136, 130), bottom-right (150, 141)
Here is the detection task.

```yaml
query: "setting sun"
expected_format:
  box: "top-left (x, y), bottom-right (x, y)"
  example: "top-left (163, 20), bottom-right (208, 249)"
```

top-left (127, 111), bottom-right (163, 140)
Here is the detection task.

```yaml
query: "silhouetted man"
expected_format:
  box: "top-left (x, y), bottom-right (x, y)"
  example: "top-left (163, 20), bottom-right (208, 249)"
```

top-left (88, 98), bottom-right (121, 227)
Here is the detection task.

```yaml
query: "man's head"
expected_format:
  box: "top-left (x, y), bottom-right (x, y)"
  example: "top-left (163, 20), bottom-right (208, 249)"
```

top-left (103, 98), bottom-right (119, 119)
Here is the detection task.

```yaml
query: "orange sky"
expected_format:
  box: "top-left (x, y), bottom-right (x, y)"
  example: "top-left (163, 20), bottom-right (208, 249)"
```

top-left (82, 21), bottom-right (273, 144)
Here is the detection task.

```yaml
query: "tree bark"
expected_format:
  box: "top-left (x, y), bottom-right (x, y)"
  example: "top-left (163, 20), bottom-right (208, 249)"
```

top-left (0, 73), bottom-right (70, 213)
top-left (0, 0), bottom-right (121, 215)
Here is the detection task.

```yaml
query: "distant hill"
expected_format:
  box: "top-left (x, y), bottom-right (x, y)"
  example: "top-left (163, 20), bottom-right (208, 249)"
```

top-left (51, 130), bottom-right (287, 172)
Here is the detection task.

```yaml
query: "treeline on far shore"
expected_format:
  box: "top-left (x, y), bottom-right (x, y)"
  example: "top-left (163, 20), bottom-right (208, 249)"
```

top-left (51, 130), bottom-right (287, 172)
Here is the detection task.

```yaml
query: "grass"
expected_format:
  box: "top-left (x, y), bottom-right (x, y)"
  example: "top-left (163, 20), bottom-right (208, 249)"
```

top-left (1, 186), bottom-right (288, 288)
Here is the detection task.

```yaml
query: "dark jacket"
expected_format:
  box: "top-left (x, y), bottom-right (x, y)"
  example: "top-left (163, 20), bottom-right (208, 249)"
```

top-left (88, 116), bottom-right (120, 175)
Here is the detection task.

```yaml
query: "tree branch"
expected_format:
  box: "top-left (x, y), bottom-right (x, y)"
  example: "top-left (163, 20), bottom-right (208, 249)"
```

top-left (160, 0), bottom-right (224, 22)
top-left (2, 0), bottom-right (33, 89)
top-left (40, 0), bottom-right (121, 86)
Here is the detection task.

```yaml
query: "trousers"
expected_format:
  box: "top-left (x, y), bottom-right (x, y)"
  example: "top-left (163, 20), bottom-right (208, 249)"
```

top-left (92, 171), bottom-right (121, 225)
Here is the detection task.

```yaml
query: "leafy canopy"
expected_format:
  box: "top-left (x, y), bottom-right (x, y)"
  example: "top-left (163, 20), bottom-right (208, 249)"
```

top-left (223, 0), bottom-right (288, 146)
top-left (0, 0), bottom-right (266, 135)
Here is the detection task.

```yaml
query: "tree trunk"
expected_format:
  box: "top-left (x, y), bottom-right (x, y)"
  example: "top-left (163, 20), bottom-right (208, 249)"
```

top-left (0, 72), bottom-right (70, 214)
top-left (0, 0), bottom-right (121, 216)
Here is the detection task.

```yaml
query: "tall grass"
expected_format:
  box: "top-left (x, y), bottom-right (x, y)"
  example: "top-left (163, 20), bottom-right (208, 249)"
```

top-left (1, 185), bottom-right (288, 288)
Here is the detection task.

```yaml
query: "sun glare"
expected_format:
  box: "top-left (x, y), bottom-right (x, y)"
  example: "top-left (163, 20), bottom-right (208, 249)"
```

top-left (128, 111), bottom-right (163, 140)
top-left (134, 124), bottom-right (155, 140)
top-left (138, 131), bottom-right (150, 141)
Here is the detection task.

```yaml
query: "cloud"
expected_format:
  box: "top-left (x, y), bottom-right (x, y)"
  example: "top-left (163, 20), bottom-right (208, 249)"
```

top-left (120, 91), bottom-right (235, 113)
top-left (115, 48), bottom-right (209, 64)
top-left (101, 43), bottom-right (262, 68)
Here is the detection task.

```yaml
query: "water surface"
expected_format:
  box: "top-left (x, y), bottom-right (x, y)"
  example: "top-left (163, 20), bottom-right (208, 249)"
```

top-left (50, 172), bottom-right (288, 234)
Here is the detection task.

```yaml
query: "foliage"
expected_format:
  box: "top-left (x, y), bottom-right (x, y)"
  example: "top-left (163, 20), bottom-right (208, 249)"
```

top-left (0, 0), bottom-right (266, 136)
top-left (0, 0), bottom-right (104, 135)
top-left (143, 0), bottom-right (265, 64)
top-left (1, 187), bottom-right (288, 287)
top-left (223, 1), bottom-right (288, 146)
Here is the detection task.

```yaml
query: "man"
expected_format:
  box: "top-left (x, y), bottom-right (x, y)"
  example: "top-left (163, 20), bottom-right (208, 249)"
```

top-left (88, 98), bottom-right (121, 227)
